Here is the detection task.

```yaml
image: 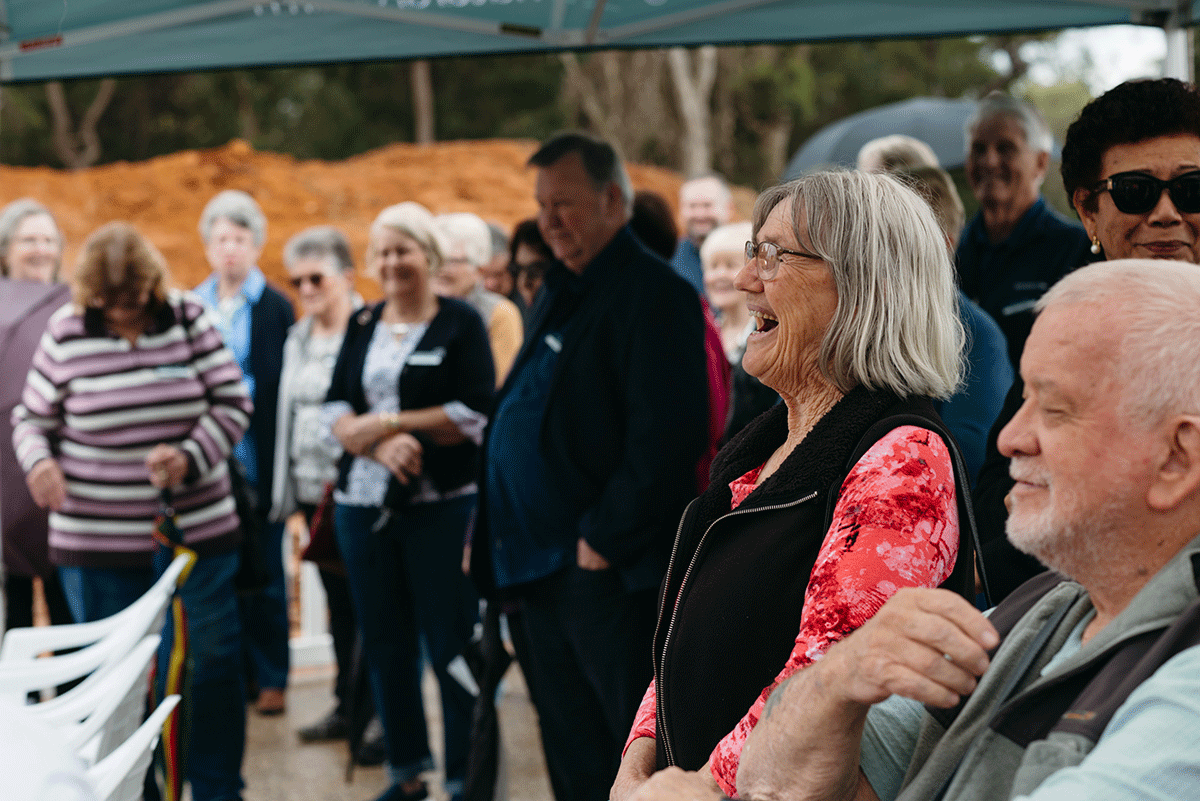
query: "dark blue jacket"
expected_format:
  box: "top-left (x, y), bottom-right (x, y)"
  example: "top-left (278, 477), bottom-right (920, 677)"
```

top-left (248, 282), bottom-right (294, 510)
top-left (472, 227), bottom-right (709, 595)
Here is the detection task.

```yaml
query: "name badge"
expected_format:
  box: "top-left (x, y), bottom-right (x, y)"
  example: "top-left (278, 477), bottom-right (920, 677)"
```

top-left (544, 334), bottom-right (563, 353)
top-left (407, 348), bottom-right (445, 366)
top-left (154, 365), bottom-right (193, 379)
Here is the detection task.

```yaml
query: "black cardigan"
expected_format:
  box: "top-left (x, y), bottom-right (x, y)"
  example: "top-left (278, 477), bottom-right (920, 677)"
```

top-left (326, 296), bottom-right (494, 502)
top-left (248, 282), bottom-right (294, 509)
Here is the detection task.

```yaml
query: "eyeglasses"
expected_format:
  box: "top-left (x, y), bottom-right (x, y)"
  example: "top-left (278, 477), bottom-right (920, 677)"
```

top-left (744, 240), bottom-right (821, 281)
top-left (1092, 170), bottom-right (1200, 215)
top-left (290, 273), bottom-right (326, 289)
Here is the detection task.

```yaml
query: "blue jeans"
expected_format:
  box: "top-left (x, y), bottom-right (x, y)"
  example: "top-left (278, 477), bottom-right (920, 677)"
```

top-left (237, 516), bottom-right (290, 691)
top-left (336, 497), bottom-right (478, 793)
top-left (59, 550), bottom-right (247, 801)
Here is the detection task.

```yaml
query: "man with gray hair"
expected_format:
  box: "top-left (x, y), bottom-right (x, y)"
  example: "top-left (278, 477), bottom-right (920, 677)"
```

top-left (471, 131), bottom-right (709, 801)
top-left (629, 259), bottom-right (1200, 801)
top-left (957, 91), bottom-right (1092, 370)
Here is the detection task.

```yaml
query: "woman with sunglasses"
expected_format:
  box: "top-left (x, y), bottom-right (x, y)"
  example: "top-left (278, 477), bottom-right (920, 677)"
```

top-left (269, 225), bottom-right (368, 749)
top-left (611, 170), bottom-right (977, 801)
top-left (972, 78), bottom-right (1200, 605)
top-left (1063, 78), bottom-right (1200, 262)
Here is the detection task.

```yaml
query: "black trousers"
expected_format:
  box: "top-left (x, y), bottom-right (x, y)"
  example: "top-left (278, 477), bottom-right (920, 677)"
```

top-left (515, 566), bottom-right (657, 801)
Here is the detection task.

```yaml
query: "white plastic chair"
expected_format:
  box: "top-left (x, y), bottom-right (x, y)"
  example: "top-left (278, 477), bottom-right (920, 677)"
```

top-left (84, 694), bottom-right (180, 801)
top-left (0, 552), bottom-right (190, 664)
top-left (30, 635), bottom-right (162, 766)
top-left (0, 604), bottom-right (159, 704)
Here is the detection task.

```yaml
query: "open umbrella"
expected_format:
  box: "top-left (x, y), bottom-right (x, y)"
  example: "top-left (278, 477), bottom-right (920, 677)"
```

top-left (784, 97), bottom-right (993, 179)
top-left (0, 279), bottom-right (71, 593)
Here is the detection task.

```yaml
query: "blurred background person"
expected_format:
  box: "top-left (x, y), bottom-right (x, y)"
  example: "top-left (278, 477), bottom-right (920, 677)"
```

top-left (508, 218), bottom-right (552, 318)
top-left (480, 221), bottom-right (526, 319)
top-left (672, 175), bottom-right (734, 300)
top-left (957, 91), bottom-right (1092, 369)
top-left (631, 189), bottom-right (728, 492)
top-left (12, 221), bottom-right (252, 801)
top-left (974, 76), bottom-right (1200, 603)
top-left (0, 198), bottom-right (63, 283)
top-left (435, 212), bottom-right (523, 385)
top-left (268, 225), bottom-right (379, 757)
top-left (0, 198), bottom-right (74, 638)
top-left (194, 189), bottom-right (295, 716)
top-left (325, 201), bottom-right (493, 801)
top-left (855, 133), bottom-right (939, 173)
top-left (700, 221), bottom-right (780, 443)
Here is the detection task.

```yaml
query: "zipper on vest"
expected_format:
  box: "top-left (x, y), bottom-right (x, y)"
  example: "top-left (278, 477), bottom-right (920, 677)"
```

top-left (655, 490), bottom-right (818, 767)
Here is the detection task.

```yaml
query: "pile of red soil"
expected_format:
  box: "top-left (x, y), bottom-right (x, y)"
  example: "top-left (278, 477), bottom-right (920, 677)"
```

top-left (0, 139), bottom-right (696, 300)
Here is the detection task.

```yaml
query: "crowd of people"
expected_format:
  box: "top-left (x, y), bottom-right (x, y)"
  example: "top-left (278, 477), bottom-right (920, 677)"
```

top-left (2, 76), bottom-right (1200, 801)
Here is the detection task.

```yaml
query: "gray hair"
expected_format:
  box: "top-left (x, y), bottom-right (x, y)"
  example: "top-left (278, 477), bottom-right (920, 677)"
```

top-left (368, 201), bottom-right (446, 275)
top-left (529, 131), bottom-right (634, 218)
top-left (857, 135), bottom-right (940, 172)
top-left (0, 198), bottom-right (63, 276)
top-left (966, 91), bottom-right (1053, 155)
top-left (283, 225), bottom-right (354, 272)
top-left (198, 189), bottom-right (267, 246)
top-left (897, 166), bottom-right (966, 246)
top-left (1035, 259), bottom-right (1200, 425)
top-left (700, 221), bottom-right (753, 267)
top-left (437, 213), bottom-right (493, 268)
top-left (752, 170), bottom-right (964, 399)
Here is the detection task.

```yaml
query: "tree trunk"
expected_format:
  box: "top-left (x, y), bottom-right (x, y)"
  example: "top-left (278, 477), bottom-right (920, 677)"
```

top-left (45, 78), bottom-right (117, 169)
top-left (233, 73), bottom-right (259, 142)
top-left (667, 45), bottom-right (717, 177)
top-left (412, 60), bottom-right (435, 144)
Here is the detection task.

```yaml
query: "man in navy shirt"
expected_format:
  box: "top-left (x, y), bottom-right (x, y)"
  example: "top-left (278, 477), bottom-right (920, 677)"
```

top-left (671, 175), bottom-right (734, 300)
top-left (472, 132), bottom-right (708, 801)
top-left (956, 92), bottom-right (1092, 370)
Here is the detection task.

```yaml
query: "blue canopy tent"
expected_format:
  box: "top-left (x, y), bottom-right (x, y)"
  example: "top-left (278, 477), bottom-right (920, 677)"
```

top-left (0, 0), bottom-right (1196, 82)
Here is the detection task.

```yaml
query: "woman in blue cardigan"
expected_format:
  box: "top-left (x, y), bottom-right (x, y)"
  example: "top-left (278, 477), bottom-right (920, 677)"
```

top-left (324, 201), bottom-right (494, 801)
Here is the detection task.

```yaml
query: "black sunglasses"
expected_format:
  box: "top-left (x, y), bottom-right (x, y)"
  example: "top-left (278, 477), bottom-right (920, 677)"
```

top-left (1092, 170), bottom-right (1200, 215)
top-left (290, 273), bottom-right (326, 289)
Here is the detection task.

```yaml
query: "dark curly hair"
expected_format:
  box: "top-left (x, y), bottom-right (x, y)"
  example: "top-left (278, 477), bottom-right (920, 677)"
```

top-left (1062, 78), bottom-right (1200, 213)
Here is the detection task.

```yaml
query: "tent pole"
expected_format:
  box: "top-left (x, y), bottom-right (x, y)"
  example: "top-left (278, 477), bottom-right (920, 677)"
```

top-left (1163, 1), bottom-right (1195, 82)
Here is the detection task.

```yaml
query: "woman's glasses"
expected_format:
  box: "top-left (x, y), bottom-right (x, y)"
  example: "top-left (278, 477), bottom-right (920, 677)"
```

top-left (1092, 170), bottom-right (1200, 215)
top-left (743, 240), bottom-right (821, 281)
top-left (290, 273), bottom-right (326, 289)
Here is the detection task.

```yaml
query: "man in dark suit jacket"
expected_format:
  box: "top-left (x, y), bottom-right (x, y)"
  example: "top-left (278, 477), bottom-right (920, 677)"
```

top-left (471, 133), bottom-right (709, 801)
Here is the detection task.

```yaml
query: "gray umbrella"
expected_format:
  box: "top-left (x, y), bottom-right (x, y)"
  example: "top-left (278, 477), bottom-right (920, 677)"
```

top-left (784, 97), bottom-right (989, 179)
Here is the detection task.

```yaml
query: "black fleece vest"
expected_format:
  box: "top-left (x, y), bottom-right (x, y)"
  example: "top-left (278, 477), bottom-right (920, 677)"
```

top-left (653, 387), bottom-right (978, 771)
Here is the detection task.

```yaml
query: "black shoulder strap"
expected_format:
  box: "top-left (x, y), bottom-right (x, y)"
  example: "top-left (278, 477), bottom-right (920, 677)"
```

top-left (826, 410), bottom-right (989, 606)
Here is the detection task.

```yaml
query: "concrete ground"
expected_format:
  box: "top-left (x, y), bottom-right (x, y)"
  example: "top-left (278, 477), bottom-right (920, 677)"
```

top-left (242, 662), bottom-right (554, 801)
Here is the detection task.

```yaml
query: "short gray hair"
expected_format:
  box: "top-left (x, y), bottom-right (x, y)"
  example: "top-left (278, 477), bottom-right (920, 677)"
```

top-left (752, 170), bottom-right (964, 399)
top-left (1036, 259), bottom-right (1200, 425)
top-left (529, 131), bottom-right (634, 218)
top-left (700, 221), bottom-right (752, 267)
top-left (368, 201), bottom-right (446, 276)
top-left (966, 91), bottom-right (1053, 155)
top-left (487, 221), bottom-right (509, 259)
top-left (437, 213), bottom-right (493, 268)
top-left (283, 225), bottom-right (354, 272)
top-left (857, 135), bottom-right (940, 172)
top-left (199, 190), bottom-right (267, 246)
top-left (0, 198), bottom-right (63, 276)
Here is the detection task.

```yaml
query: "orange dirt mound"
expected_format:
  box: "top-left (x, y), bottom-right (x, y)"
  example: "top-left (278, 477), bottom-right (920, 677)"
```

top-left (0, 139), bottom-right (695, 301)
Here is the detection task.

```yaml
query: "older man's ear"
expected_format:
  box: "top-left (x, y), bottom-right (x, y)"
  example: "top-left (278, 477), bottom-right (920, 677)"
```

top-left (1147, 415), bottom-right (1200, 511)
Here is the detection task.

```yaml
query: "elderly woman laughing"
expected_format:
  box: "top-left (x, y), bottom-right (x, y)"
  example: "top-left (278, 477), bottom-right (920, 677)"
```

top-left (613, 170), bottom-right (977, 800)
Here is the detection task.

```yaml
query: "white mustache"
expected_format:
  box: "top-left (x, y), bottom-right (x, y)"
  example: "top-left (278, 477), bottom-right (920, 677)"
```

top-left (1009, 458), bottom-right (1049, 486)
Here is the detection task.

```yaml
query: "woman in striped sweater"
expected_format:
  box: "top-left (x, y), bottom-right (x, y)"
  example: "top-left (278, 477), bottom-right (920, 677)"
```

top-left (11, 221), bottom-right (253, 801)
